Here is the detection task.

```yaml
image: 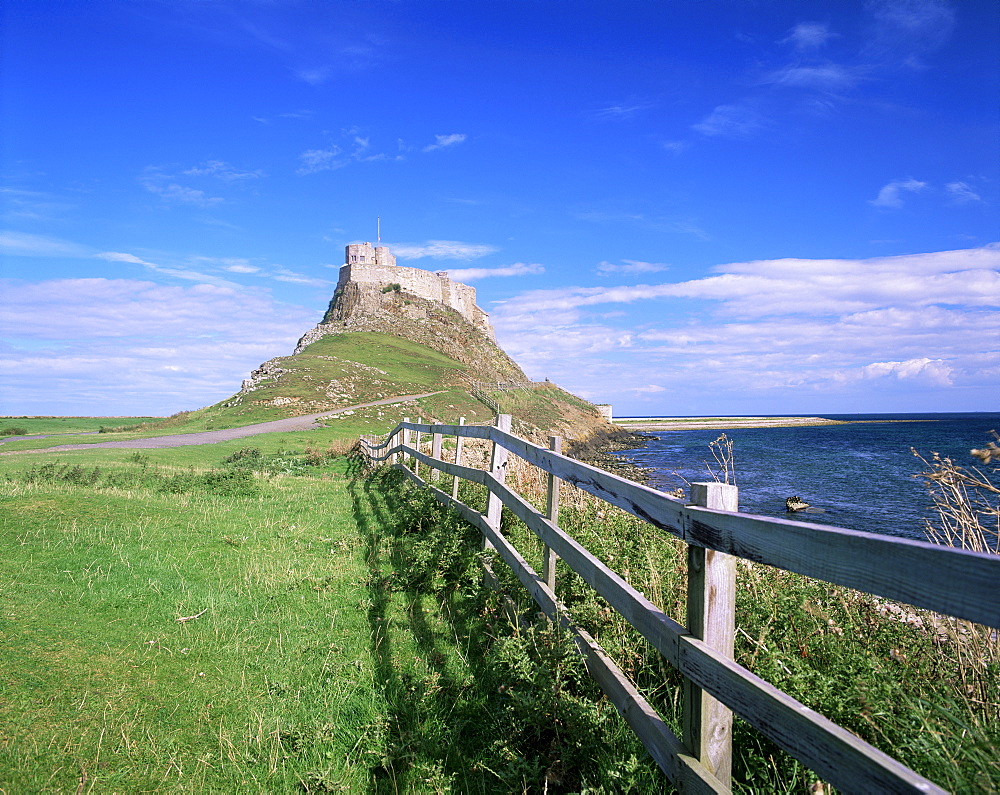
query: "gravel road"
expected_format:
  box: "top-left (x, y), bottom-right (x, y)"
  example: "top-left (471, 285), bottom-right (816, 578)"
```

top-left (1, 393), bottom-right (441, 454)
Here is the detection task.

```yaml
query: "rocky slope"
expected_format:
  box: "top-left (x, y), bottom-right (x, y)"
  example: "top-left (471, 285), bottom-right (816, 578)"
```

top-left (297, 281), bottom-right (527, 383)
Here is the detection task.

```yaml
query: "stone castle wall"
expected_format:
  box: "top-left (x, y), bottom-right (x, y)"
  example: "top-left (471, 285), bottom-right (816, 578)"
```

top-left (335, 256), bottom-right (493, 340)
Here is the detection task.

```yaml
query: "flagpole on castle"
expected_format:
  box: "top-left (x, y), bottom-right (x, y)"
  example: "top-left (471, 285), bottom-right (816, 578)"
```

top-left (377, 216), bottom-right (380, 245)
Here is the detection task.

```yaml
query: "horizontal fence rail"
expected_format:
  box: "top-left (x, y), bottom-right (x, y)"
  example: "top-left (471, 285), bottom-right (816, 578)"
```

top-left (359, 416), bottom-right (1000, 793)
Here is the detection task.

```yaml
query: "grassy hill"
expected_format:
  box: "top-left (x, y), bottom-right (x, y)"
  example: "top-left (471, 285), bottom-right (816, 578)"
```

top-left (163, 331), bottom-right (618, 450)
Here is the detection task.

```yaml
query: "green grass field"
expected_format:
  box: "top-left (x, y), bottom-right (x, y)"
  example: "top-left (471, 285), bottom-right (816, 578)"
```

top-left (0, 443), bottom-right (382, 791)
top-left (3, 417), bottom-right (996, 793)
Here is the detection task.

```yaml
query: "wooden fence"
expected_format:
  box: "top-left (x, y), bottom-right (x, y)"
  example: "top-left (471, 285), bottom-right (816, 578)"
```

top-left (359, 415), bottom-right (1000, 794)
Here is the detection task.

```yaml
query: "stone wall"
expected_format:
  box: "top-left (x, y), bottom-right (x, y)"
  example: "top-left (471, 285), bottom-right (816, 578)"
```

top-left (334, 261), bottom-right (494, 340)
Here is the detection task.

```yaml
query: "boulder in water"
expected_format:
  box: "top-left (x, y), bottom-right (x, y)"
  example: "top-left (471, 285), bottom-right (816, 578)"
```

top-left (786, 496), bottom-right (810, 512)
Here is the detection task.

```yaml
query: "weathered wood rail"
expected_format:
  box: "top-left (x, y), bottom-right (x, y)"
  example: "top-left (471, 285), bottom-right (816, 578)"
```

top-left (359, 415), bottom-right (1000, 794)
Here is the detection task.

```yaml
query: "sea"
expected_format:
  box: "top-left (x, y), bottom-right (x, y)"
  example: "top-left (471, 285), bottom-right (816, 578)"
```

top-left (610, 412), bottom-right (1000, 542)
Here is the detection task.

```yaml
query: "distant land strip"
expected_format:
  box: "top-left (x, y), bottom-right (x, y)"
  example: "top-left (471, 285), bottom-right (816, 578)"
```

top-left (612, 416), bottom-right (929, 431)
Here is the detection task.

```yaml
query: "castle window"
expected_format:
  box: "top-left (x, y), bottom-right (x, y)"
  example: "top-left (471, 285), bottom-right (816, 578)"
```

top-left (360, 256), bottom-right (366, 262)
top-left (351, 255), bottom-right (357, 262)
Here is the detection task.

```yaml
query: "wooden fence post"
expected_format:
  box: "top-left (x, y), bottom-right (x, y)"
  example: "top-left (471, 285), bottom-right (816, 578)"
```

top-left (484, 414), bottom-right (511, 551)
top-left (402, 418), bottom-right (411, 468)
top-left (414, 417), bottom-right (422, 477)
top-left (543, 435), bottom-right (562, 591)
top-left (452, 417), bottom-right (465, 500)
top-left (431, 427), bottom-right (443, 481)
top-left (684, 481), bottom-right (738, 785)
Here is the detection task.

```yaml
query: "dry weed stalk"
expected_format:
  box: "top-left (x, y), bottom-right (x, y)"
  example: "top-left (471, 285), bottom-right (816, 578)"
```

top-left (913, 431), bottom-right (1000, 716)
top-left (706, 433), bottom-right (736, 486)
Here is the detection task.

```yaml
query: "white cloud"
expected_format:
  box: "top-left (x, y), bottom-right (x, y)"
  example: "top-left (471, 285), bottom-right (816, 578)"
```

top-left (223, 262), bottom-right (260, 274)
top-left (443, 263), bottom-right (544, 282)
top-left (945, 181), bottom-right (982, 204)
top-left (597, 259), bottom-right (668, 276)
top-left (870, 178), bottom-right (928, 208)
top-left (391, 240), bottom-right (499, 261)
top-left (422, 134), bottom-right (467, 152)
top-left (858, 357), bottom-right (953, 386)
top-left (0, 277), bottom-right (316, 415)
top-left (490, 245), bottom-right (1000, 412)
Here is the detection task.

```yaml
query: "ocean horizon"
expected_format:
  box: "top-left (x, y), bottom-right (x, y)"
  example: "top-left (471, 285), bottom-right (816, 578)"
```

top-left (611, 411), bottom-right (1000, 542)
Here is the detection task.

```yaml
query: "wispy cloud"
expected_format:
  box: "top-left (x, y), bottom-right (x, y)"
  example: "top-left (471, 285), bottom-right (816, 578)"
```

top-left (692, 103), bottom-right (767, 138)
top-left (190, 256), bottom-right (261, 274)
top-left (782, 22), bottom-right (836, 50)
top-left (140, 168), bottom-right (224, 207)
top-left (661, 140), bottom-right (689, 155)
top-left (442, 263), bottom-right (544, 282)
top-left (0, 187), bottom-right (74, 223)
top-left (870, 178), bottom-right (928, 208)
top-left (273, 267), bottom-right (331, 287)
top-left (0, 230), bottom-right (90, 258)
top-left (391, 240), bottom-right (498, 261)
top-left (596, 259), bottom-right (669, 275)
top-left (298, 130), bottom-right (426, 174)
top-left (594, 99), bottom-right (656, 120)
top-left (297, 147), bottom-right (344, 174)
top-left (222, 262), bottom-right (260, 274)
top-left (295, 66), bottom-right (331, 85)
top-left (693, 2), bottom-right (957, 143)
top-left (574, 210), bottom-right (709, 240)
top-left (96, 251), bottom-right (155, 266)
top-left (183, 160), bottom-right (264, 181)
top-left (99, 250), bottom-right (329, 289)
top-left (945, 181), bottom-right (982, 204)
top-left (764, 64), bottom-right (860, 91)
top-left (864, 0), bottom-right (955, 67)
top-left (423, 134), bottom-right (467, 152)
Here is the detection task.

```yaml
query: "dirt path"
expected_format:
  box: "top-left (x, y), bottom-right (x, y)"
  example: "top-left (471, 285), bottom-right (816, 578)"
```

top-left (1, 393), bottom-right (441, 454)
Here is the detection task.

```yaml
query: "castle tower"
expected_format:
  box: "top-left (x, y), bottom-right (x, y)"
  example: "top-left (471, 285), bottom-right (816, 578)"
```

top-left (345, 242), bottom-right (396, 268)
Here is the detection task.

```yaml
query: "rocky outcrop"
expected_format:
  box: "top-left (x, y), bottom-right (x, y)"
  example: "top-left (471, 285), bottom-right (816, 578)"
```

top-left (242, 359), bottom-right (289, 393)
top-left (295, 282), bottom-right (527, 384)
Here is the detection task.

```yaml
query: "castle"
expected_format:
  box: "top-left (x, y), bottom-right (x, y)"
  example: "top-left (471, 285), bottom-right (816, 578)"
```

top-left (293, 241), bottom-right (498, 355)
top-left (337, 242), bottom-right (494, 340)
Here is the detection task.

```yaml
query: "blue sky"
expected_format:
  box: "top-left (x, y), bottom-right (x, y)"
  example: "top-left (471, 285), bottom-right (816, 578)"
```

top-left (2, 0), bottom-right (998, 417)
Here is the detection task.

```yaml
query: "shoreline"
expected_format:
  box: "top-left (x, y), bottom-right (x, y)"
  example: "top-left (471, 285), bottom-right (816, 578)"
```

top-left (613, 416), bottom-right (931, 432)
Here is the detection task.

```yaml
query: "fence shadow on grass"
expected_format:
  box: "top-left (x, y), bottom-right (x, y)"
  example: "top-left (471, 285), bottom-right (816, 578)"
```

top-left (346, 459), bottom-right (513, 793)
